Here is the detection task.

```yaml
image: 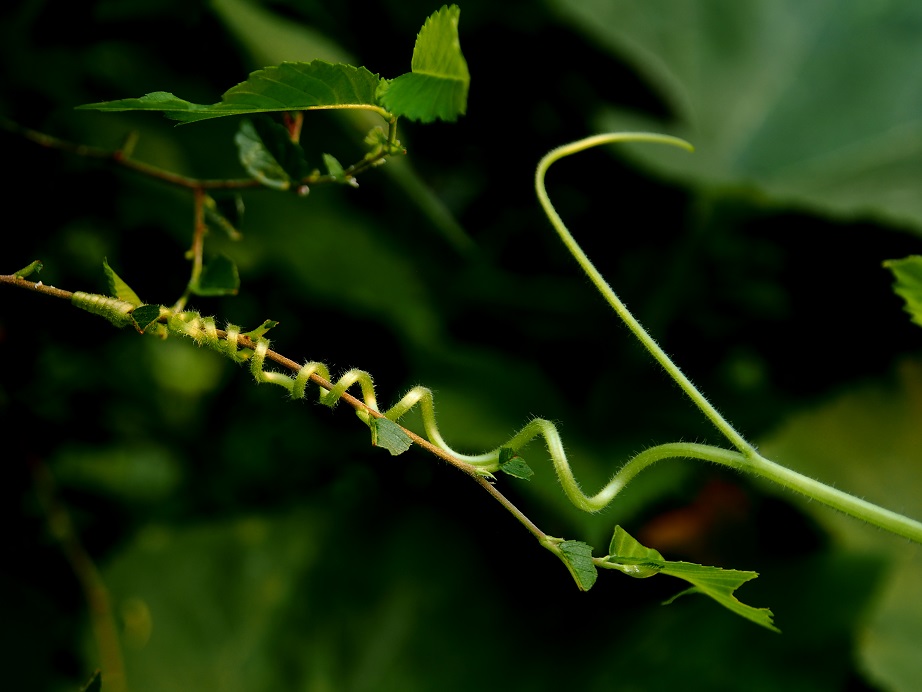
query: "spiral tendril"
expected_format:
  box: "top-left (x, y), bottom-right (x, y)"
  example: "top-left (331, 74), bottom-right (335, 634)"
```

top-left (69, 295), bottom-right (754, 515)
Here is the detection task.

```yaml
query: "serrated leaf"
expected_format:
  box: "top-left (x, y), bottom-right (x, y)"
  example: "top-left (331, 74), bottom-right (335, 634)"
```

top-left (13, 260), bottom-right (42, 278)
top-left (131, 304), bottom-right (163, 333)
top-left (102, 257), bottom-right (142, 306)
top-left (370, 417), bottom-right (413, 456)
top-left (190, 254), bottom-right (239, 297)
top-left (378, 5), bottom-right (469, 123)
top-left (884, 255), bottom-right (922, 327)
top-left (77, 61), bottom-right (386, 124)
top-left (602, 526), bottom-right (777, 631)
top-left (558, 540), bottom-right (598, 591)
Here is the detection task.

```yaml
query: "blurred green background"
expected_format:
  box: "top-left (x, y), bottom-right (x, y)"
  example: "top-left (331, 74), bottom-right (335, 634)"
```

top-left (2, 0), bottom-right (922, 690)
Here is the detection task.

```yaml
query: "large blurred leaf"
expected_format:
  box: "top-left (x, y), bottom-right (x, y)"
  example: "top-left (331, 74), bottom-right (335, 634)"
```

top-left (552, 0), bottom-right (922, 232)
top-left (77, 62), bottom-right (386, 123)
top-left (759, 357), bottom-right (922, 690)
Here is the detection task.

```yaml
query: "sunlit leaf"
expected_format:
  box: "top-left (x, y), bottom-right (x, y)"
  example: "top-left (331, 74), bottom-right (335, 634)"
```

top-left (103, 257), bottom-right (142, 306)
top-left (371, 417), bottom-right (413, 456)
top-left (884, 256), bottom-right (922, 327)
top-left (378, 5), bottom-right (469, 123)
top-left (77, 61), bottom-right (386, 124)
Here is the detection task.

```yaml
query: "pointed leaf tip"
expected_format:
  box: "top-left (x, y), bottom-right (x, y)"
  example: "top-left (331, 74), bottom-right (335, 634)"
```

top-left (102, 258), bottom-right (142, 306)
top-left (602, 526), bottom-right (777, 631)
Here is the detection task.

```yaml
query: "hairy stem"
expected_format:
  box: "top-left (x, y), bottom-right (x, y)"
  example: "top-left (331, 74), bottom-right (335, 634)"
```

top-left (535, 133), bottom-right (755, 455)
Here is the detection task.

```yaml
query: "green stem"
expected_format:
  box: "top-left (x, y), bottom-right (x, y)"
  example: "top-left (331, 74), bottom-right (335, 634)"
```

top-left (534, 131), bottom-right (922, 544)
top-left (535, 133), bottom-right (755, 455)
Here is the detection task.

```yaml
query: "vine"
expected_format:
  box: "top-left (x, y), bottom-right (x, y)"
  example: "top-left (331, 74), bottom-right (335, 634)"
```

top-left (4, 6), bottom-right (922, 659)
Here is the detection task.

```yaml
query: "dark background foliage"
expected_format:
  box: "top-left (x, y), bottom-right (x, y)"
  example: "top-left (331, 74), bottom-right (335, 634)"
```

top-left (2, 1), bottom-right (921, 690)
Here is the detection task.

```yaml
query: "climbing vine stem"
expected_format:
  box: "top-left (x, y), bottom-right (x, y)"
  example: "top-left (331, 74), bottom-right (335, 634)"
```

top-left (535, 132), bottom-right (754, 455)
top-left (534, 132), bottom-right (922, 544)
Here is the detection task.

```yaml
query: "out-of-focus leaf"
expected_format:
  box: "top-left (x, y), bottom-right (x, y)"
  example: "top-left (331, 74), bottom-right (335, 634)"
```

top-left (103, 258), bottom-right (142, 306)
top-left (553, 0), bottom-right (922, 232)
top-left (52, 443), bottom-right (182, 502)
top-left (234, 119), bottom-right (298, 190)
top-left (77, 62), bottom-right (385, 124)
top-left (759, 358), bottom-right (922, 690)
top-left (211, 0), bottom-right (354, 67)
top-left (884, 255), bottom-right (922, 327)
top-left (378, 5), bottom-right (469, 123)
top-left (371, 417), bottom-right (413, 456)
top-left (78, 671), bottom-right (101, 692)
top-left (204, 194), bottom-right (244, 241)
top-left (190, 254), bottom-right (239, 297)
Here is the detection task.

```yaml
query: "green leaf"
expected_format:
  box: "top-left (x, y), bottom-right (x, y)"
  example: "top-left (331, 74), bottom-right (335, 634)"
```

top-left (190, 254), bottom-right (240, 297)
top-left (77, 61), bottom-right (386, 124)
top-left (53, 443), bottom-right (182, 503)
top-left (241, 320), bottom-right (279, 341)
top-left (102, 257), bottom-right (142, 306)
top-left (554, 0), bottom-right (922, 232)
top-left (884, 256), bottom-right (922, 327)
top-left (235, 118), bottom-right (305, 191)
top-left (498, 447), bottom-right (534, 480)
top-left (658, 564), bottom-right (777, 632)
top-left (78, 670), bottom-right (102, 692)
top-left (323, 153), bottom-right (344, 178)
top-left (558, 540), bottom-right (598, 591)
top-left (370, 417), bottom-right (413, 456)
top-left (378, 5), bottom-right (469, 123)
top-left (603, 526), bottom-right (777, 631)
top-left (131, 304), bottom-right (163, 333)
top-left (13, 260), bottom-right (42, 278)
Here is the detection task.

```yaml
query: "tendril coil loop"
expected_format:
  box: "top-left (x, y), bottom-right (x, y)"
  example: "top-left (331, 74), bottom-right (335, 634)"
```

top-left (70, 292), bottom-right (739, 514)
